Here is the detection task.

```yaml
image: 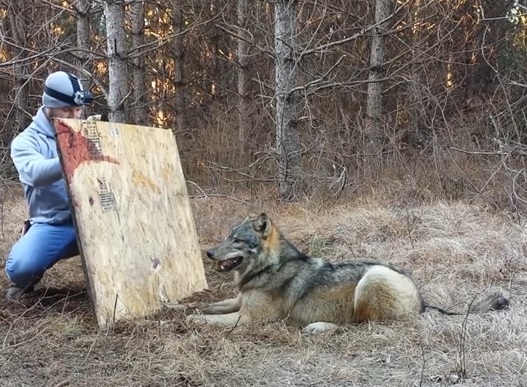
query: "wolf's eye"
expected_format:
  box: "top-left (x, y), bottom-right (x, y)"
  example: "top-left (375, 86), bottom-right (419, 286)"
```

top-left (241, 234), bottom-right (258, 249)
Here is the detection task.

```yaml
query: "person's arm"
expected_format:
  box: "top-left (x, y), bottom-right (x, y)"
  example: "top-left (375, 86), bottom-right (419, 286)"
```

top-left (11, 135), bottom-right (62, 187)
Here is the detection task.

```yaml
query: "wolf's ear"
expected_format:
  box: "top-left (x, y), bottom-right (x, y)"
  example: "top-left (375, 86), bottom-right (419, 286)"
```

top-left (253, 212), bottom-right (271, 237)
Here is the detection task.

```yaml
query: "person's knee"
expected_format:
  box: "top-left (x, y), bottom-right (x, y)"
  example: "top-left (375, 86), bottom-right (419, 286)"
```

top-left (5, 248), bottom-right (43, 287)
top-left (4, 223), bottom-right (78, 287)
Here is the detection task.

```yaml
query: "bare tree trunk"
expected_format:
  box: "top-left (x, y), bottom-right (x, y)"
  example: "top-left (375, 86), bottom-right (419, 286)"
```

top-left (237, 0), bottom-right (251, 144)
top-left (274, 0), bottom-right (301, 202)
top-left (129, 0), bottom-right (147, 125)
top-left (74, 0), bottom-right (92, 119)
top-left (405, 0), bottom-right (421, 137)
top-left (208, 0), bottom-right (220, 98)
top-left (364, 0), bottom-right (391, 176)
top-left (173, 0), bottom-right (186, 132)
top-left (104, 0), bottom-right (129, 123)
top-left (7, 1), bottom-right (30, 132)
top-left (75, 0), bottom-right (90, 70)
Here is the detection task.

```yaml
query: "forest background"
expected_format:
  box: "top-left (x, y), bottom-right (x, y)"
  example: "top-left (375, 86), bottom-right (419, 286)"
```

top-left (1, 0), bottom-right (526, 208)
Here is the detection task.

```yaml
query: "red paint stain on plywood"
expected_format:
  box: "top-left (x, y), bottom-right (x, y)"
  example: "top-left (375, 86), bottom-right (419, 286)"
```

top-left (55, 120), bottom-right (119, 184)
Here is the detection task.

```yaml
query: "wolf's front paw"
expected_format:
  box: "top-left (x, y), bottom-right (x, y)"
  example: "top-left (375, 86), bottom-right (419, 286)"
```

top-left (186, 314), bottom-right (208, 324)
top-left (163, 302), bottom-right (198, 312)
top-left (163, 301), bottom-right (205, 312)
top-left (162, 302), bottom-right (189, 311)
top-left (302, 322), bottom-right (339, 335)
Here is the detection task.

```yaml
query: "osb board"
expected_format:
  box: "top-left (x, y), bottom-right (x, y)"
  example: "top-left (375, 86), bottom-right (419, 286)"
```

top-left (54, 118), bottom-right (208, 328)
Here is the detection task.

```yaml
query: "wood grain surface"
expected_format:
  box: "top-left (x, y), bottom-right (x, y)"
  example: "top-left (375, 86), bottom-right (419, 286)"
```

top-left (54, 118), bottom-right (208, 327)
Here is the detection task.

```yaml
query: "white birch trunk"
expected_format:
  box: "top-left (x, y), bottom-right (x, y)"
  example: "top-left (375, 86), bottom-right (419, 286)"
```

top-left (104, 0), bottom-right (129, 123)
top-left (274, 0), bottom-right (301, 202)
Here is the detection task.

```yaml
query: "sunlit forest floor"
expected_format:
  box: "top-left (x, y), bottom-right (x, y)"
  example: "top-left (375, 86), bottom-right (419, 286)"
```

top-left (0, 183), bottom-right (525, 386)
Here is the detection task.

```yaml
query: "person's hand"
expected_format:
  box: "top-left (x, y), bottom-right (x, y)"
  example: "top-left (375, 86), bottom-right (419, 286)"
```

top-left (87, 114), bottom-right (102, 121)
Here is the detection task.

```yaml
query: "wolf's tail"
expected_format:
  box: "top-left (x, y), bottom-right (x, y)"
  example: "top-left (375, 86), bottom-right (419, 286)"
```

top-left (425, 292), bottom-right (509, 316)
top-left (468, 292), bottom-right (509, 314)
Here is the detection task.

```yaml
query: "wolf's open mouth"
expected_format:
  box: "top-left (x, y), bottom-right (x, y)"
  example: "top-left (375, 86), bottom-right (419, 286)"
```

top-left (218, 257), bottom-right (243, 271)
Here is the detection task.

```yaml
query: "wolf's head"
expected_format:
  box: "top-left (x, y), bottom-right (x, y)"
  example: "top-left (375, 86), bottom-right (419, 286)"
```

top-left (206, 212), bottom-right (277, 273)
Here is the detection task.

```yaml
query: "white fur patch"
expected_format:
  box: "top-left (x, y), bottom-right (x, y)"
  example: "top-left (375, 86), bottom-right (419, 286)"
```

top-left (302, 322), bottom-right (339, 335)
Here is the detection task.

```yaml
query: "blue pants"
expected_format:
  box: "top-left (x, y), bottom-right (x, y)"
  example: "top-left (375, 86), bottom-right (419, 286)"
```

top-left (5, 222), bottom-right (79, 287)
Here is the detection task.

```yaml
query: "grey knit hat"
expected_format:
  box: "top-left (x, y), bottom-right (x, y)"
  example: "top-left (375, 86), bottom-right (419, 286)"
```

top-left (42, 71), bottom-right (93, 108)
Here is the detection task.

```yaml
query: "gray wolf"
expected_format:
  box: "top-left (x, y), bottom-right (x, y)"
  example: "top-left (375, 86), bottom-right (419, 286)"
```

top-left (166, 212), bottom-right (509, 334)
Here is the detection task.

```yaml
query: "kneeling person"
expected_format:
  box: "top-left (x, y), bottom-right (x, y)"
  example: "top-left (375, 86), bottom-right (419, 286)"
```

top-left (4, 71), bottom-right (93, 299)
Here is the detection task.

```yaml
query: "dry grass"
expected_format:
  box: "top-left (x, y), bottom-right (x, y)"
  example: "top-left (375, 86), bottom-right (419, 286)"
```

top-left (0, 183), bottom-right (526, 387)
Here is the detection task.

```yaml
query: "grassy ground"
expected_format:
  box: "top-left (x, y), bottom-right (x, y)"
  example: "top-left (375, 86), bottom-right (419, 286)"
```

top-left (0, 183), bottom-right (525, 387)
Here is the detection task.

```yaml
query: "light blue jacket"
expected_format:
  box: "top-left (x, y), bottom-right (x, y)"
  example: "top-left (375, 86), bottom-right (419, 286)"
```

top-left (11, 107), bottom-right (71, 224)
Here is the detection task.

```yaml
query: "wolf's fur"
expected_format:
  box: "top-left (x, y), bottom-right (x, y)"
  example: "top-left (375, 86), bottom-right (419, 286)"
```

top-left (166, 212), bottom-right (509, 334)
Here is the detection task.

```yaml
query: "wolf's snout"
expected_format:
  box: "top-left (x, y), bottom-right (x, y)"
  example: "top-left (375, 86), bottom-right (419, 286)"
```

top-left (206, 249), bottom-right (215, 259)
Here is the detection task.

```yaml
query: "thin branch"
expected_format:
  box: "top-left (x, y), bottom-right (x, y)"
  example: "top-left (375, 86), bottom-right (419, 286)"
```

top-left (299, 0), bottom-right (411, 57)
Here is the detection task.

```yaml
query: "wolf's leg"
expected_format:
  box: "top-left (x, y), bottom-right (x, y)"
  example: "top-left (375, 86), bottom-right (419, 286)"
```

top-left (194, 296), bottom-right (242, 314)
top-left (164, 295), bottom-right (242, 315)
top-left (302, 322), bottom-right (340, 335)
top-left (187, 311), bottom-right (246, 327)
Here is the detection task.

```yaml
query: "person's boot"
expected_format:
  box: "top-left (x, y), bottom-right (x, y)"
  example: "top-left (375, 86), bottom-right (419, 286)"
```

top-left (5, 275), bottom-right (41, 301)
top-left (5, 284), bottom-right (34, 300)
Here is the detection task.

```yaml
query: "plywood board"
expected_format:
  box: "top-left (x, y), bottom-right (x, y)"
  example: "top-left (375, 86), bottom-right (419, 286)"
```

top-left (54, 118), bottom-right (208, 327)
